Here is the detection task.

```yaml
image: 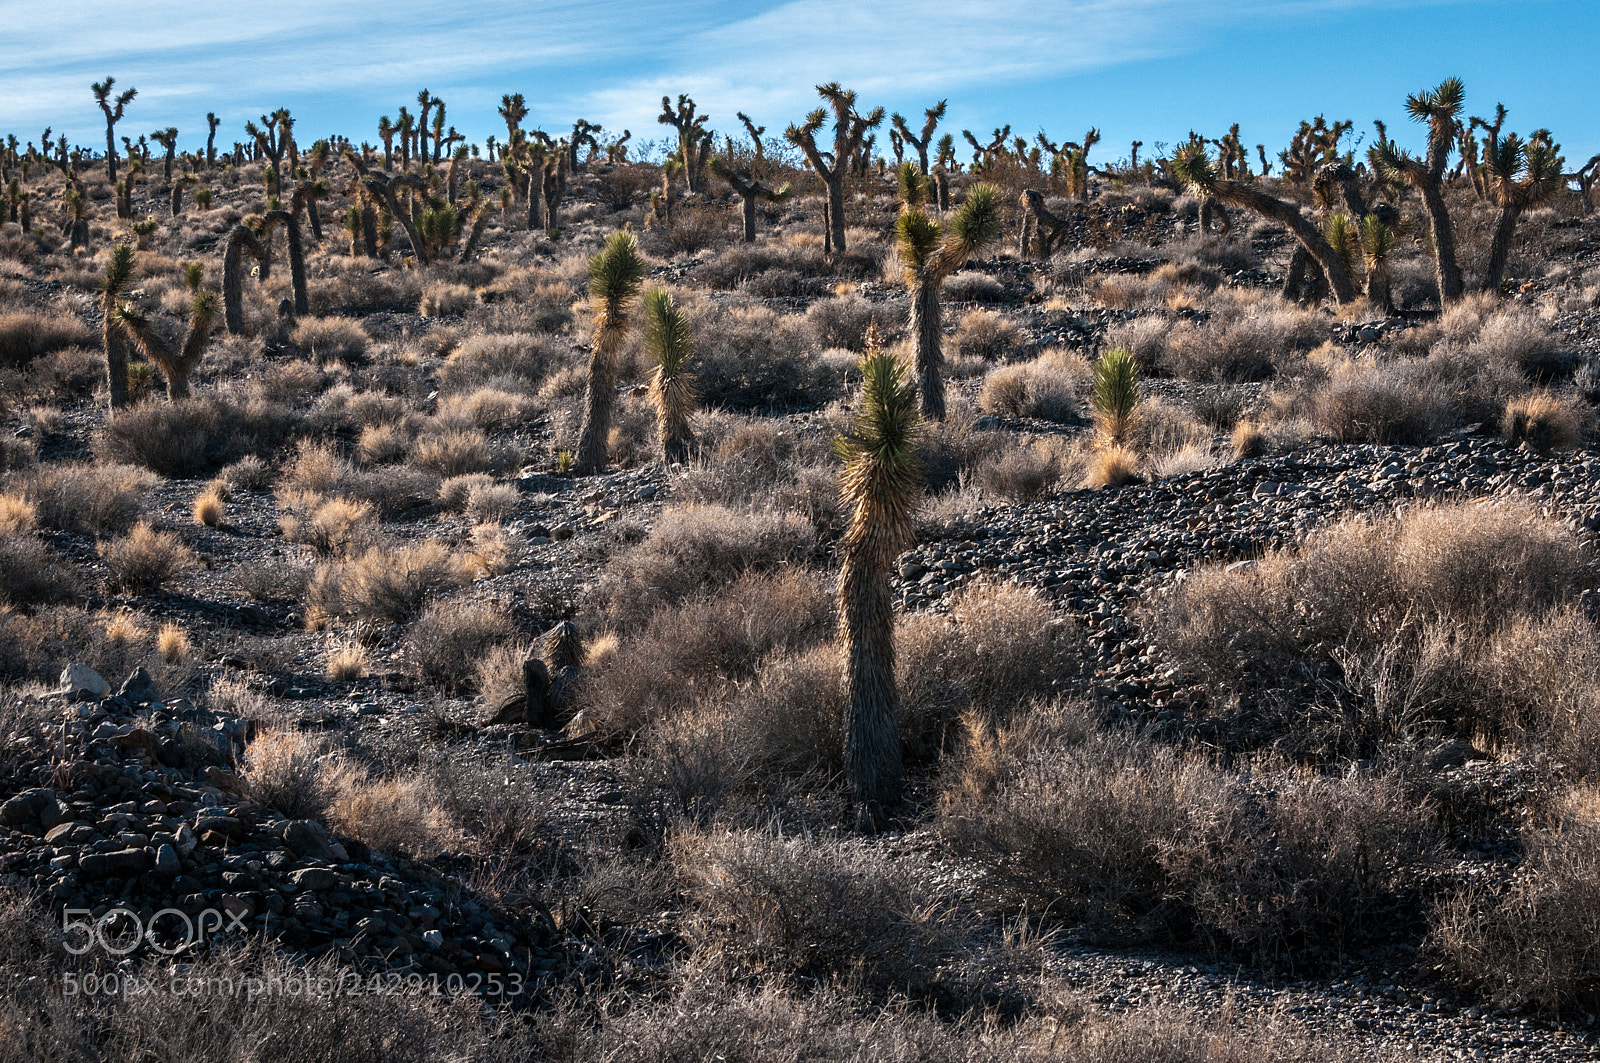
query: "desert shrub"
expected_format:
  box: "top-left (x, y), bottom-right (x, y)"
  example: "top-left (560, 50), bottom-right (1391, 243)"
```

top-left (689, 302), bottom-right (837, 410)
top-left (326, 772), bottom-right (461, 857)
top-left (1083, 445), bottom-right (1143, 488)
top-left (895, 584), bottom-right (1077, 760)
top-left (979, 349), bottom-right (1089, 422)
top-left (1432, 792), bottom-right (1600, 1015)
top-left (435, 387), bottom-right (529, 430)
top-left (803, 294), bottom-right (879, 351)
top-left (940, 271), bottom-right (1008, 303)
top-left (310, 259), bottom-right (425, 313)
top-left (0, 311), bottom-right (94, 368)
top-left (472, 268), bottom-right (576, 334)
top-left (1297, 354), bottom-right (1454, 444)
top-left (239, 730), bottom-right (341, 819)
top-left (418, 282), bottom-right (477, 318)
top-left (574, 569), bottom-right (832, 738)
top-left (355, 422), bottom-right (413, 465)
top-left (411, 427), bottom-right (496, 477)
top-left (941, 710), bottom-right (1438, 961)
top-left (592, 504), bottom-right (817, 631)
top-left (1503, 390), bottom-right (1585, 452)
top-left (0, 533), bottom-right (78, 607)
top-left (288, 316), bottom-right (370, 362)
top-left (971, 440), bottom-right (1063, 501)
top-left (283, 440), bottom-right (439, 515)
top-left (278, 493), bottom-right (375, 556)
top-left (950, 308), bottom-right (1019, 361)
top-left (405, 595), bottom-right (516, 693)
top-left (1104, 316), bottom-right (1171, 374)
top-left (671, 827), bottom-right (1036, 1006)
top-left (1148, 501), bottom-right (1593, 754)
top-left (218, 454), bottom-right (273, 491)
top-left (693, 240), bottom-right (830, 289)
top-left (307, 541), bottom-right (465, 625)
top-left (740, 268), bottom-right (819, 298)
top-left (437, 332), bottom-right (574, 393)
top-left (1232, 418), bottom-right (1267, 458)
top-left (95, 395), bottom-right (301, 477)
top-left (100, 522), bottom-right (198, 595)
top-left (474, 639), bottom-right (533, 711)
top-left (675, 417), bottom-right (843, 529)
top-left (1160, 308), bottom-right (1321, 382)
top-left (12, 462), bottom-right (155, 535)
top-left (464, 481), bottom-right (520, 523)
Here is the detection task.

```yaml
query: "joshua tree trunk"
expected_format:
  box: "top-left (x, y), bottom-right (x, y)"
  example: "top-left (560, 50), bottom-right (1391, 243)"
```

top-left (262, 210), bottom-right (308, 317)
top-left (222, 225), bottom-right (267, 335)
top-left (1210, 180), bottom-right (1356, 306)
top-left (574, 347), bottom-right (617, 475)
top-left (1481, 204), bottom-right (1523, 295)
top-left (823, 175), bottom-right (846, 255)
top-left (364, 174), bottom-right (430, 265)
top-left (574, 232), bottom-right (646, 477)
top-left (907, 272), bottom-right (944, 418)
top-left (525, 169), bottom-right (542, 231)
top-left (1417, 179), bottom-right (1464, 303)
top-left (741, 192), bottom-right (759, 242)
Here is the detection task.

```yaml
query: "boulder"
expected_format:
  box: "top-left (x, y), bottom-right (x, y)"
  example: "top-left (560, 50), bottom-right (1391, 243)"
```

top-left (60, 664), bottom-right (110, 699)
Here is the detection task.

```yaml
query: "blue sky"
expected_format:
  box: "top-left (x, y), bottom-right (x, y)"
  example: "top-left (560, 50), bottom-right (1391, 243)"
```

top-left (3, 0), bottom-right (1596, 167)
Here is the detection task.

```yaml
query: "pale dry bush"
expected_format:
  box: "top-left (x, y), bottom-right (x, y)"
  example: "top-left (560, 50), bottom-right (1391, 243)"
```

top-left (951, 308), bottom-right (1020, 361)
top-left (278, 492), bottom-right (375, 556)
top-left (327, 772), bottom-right (462, 857)
top-left (979, 347), bottom-right (1089, 421)
top-left (1432, 786), bottom-right (1600, 1015)
top-left (436, 332), bottom-right (574, 394)
top-left (0, 310), bottom-right (94, 368)
top-left (896, 583), bottom-right (1078, 760)
top-left (288, 316), bottom-right (370, 362)
top-left (239, 730), bottom-right (345, 819)
top-left (157, 622), bottom-right (188, 663)
top-left (307, 540), bottom-right (466, 625)
top-left (464, 481), bottom-right (520, 523)
top-left (574, 569), bottom-right (832, 738)
top-left (1083, 445), bottom-right (1143, 488)
top-left (688, 301), bottom-right (836, 410)
top-left (971, 438), bottom-right (1065, 501)
top-left (435, 387), bottom-right (529, 430)
top-left (411, 427), bottom-right (495, 477)
top-left (940, 270), bottom-right (1007, 302)
top-left (404, 595), bottom-right (517, 694)
top-left (325, 641), bottom-right (368, 680)
top-left (11, 462), bottom-right (155, 536)
top-left (592, 504), bottom-right (818, 631)
top-left (1105, 315), bottom-right (1174, 371)
top-left (438, 472), bottom-right (495, 511)
top-left (1151, 441), bottom-right (1218, 478)
top-left (803, 293), bottom-right (878, 351)
top-left (1297, 353), bottom-right (1457, 444)
top-left (418, 282), bottom-right (476, 318)
top-left (99, 522), bottom-right (198, 594)
top-left (474, 639), bottom-right (533, 710)
top-left (0, 532), bottom-right (78, 608)
top-left (1159, 304), bottom-right (1323, 382)
top-left (355, 421), bottom-right (414, 465)
top-left (1502, 390), bottom-right (1586, 452)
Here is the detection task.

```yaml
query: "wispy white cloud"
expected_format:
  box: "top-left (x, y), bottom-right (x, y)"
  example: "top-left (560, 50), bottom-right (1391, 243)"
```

top-left (0, 0), bottom-right (1484, 150)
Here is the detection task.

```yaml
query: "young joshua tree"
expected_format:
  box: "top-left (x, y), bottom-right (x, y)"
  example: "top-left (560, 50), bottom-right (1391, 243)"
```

top-left (890, 100), bottom-right (946, 175)
top-left (416, 89), bottom-right (435, 161)
top-left (658, 95), bottom-right (711, 193)
top-left (377, 116), bottom-right (396, 170)
top-left (837, 328), bottom-right (924, 823)
top-left (574, 230), bottom-right (647, 476)
top-left (707, 151), bottom-right (792, 242)
top-left (260, 210), bottom-right (309, 316)
top-left (1370, 78), bottom-right (1466, 305)
top-left (1018, 188), bottom-right (1070, 259)
top-left (896, 177), bottom-right (1001, 419)
top-left (1171, 142), bottom-right (1357, 306)
top-left (1482, 129), bottom-right (1565, 293)
top-left (643, 288), bottom-right (697, 463)
top-left (111, 289), bottom-right (219, 401)
top-left (100, 244), bottom-right (137, 409)
top-left (222, 224), bottom-right (267, 334)
top-left (151, 127), bottom-right (178, 184)
top-left (569, 119), bottom-right (601, 173)
top-left (205, 113), bottom-right (220, 168)
top-left (92, 77), bottom-right (136, 184)
top-left (499, 94), bottom-right (528, 144)
top-left (786, 83), bottom-right (883, 255)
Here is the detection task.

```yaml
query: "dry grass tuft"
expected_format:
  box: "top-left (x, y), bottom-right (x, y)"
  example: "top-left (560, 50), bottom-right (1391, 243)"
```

top-left (1502, 390), bottom-right (1585, 453)
top-left (157, 622), bottom-right (189, 663)
top-left (192, 483), bottom-right (226, 526)
top-left (1084, 445), bottom-right (1143, 488)
top-left (99, 522), bottom-right (199, 595)
top-left (307, 540), bottom-right (464, 625)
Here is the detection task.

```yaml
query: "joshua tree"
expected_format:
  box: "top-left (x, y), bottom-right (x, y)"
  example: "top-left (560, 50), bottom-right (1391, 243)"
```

top-left (1360, 209), bottom-right (1401, 313)
top-left (643, 288), bottom-right (697, 462)
top-left (736, 112), bottom-right (766, 156)
top-left (168, 174), bottom-right (196, 217)
top-left (152, 127), bottom-right (178, 184)
top-left (1481, 129), bottom-right (1565, 293)
top-left (896, 178), bottom-right (1001, 419)
top-left (205, 113), bottom-right (220, 168)
top-left (100, 244), bottom-right (137, 409)
top-left (221, 224), bottom-right (267, 334)
top-left (707, 152), bottom-right (792, 242)
top-left (396, 109), bottom-right (414, 171)
top-left (605, 131), bottom-right (632, 165)
top-left (1092, 347), bottom-right (1140, 446)
top-left (62, 186), bottom-right (90, 253)
top-left (574, 230), bottom-right (646, 476)
top-left (890, 100), bottom-right (946, 175)
top-left (1370, 79), bottom-right (1466, 305)
top-left (416, 89), bottom-right (435, 161)
top-left (569, 119), bottom-right (601, 173)
top-left (786, 83), bottom-right (883, 255)
top-left (378, 116), bottom-right (396, 170)
top-left (658, 95), bottom-right (711, 193)
top-left (1171, 142), bottom-right (1357, 307)
top-left (92, 77), bottom-right (136, 183)
top-left (963, 126), bottom-right (1011, 170)
top-left (1018, 188), bottom-right (1070, 258)
top-left (111, 289), bottom-right (219, 400)
top-left (351, 155), bottom-right (430, 265)
top-left (498, 94), bottom-right (528, 144)
top-left (836, 329), bottom-right (923, 822)
top-left (1279, 116), bottom-right (1352, 185)
top-left (541, 145), bottom-right (569, 230)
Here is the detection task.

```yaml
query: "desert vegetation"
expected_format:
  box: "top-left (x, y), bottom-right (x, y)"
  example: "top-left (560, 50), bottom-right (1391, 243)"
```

top-left (0, 72), bottom-right (1598, 1060)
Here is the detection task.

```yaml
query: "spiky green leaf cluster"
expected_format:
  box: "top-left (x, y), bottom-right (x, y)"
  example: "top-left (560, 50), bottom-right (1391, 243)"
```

top-left (836, 350), bottom-right (924, 482)
top-left (1324, 213), bottom-right (1359, 275)
top-left (643, 288), bottom-right (692, 375)
top-left (1406, 77), bottom-right (1465, 124)
top-left (1168, 143), bottom-right (1216, 193)
top-left (945, 183), bottom-right (1000, 260)
top-left (183, 262), bottom-right (204, 291)
top-left (895, 210), bottom-right (941, 269)
top-left (1092, 347), bottom-right (1140, 425)
top-left (896, 161), bottom-right (930, 208)
top-left (102, 244), bottom-right (136, 297)
top-left (1361, 214), bottom-right (1397, 262)
top-left (588, 230), bottom-right (646, 308)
